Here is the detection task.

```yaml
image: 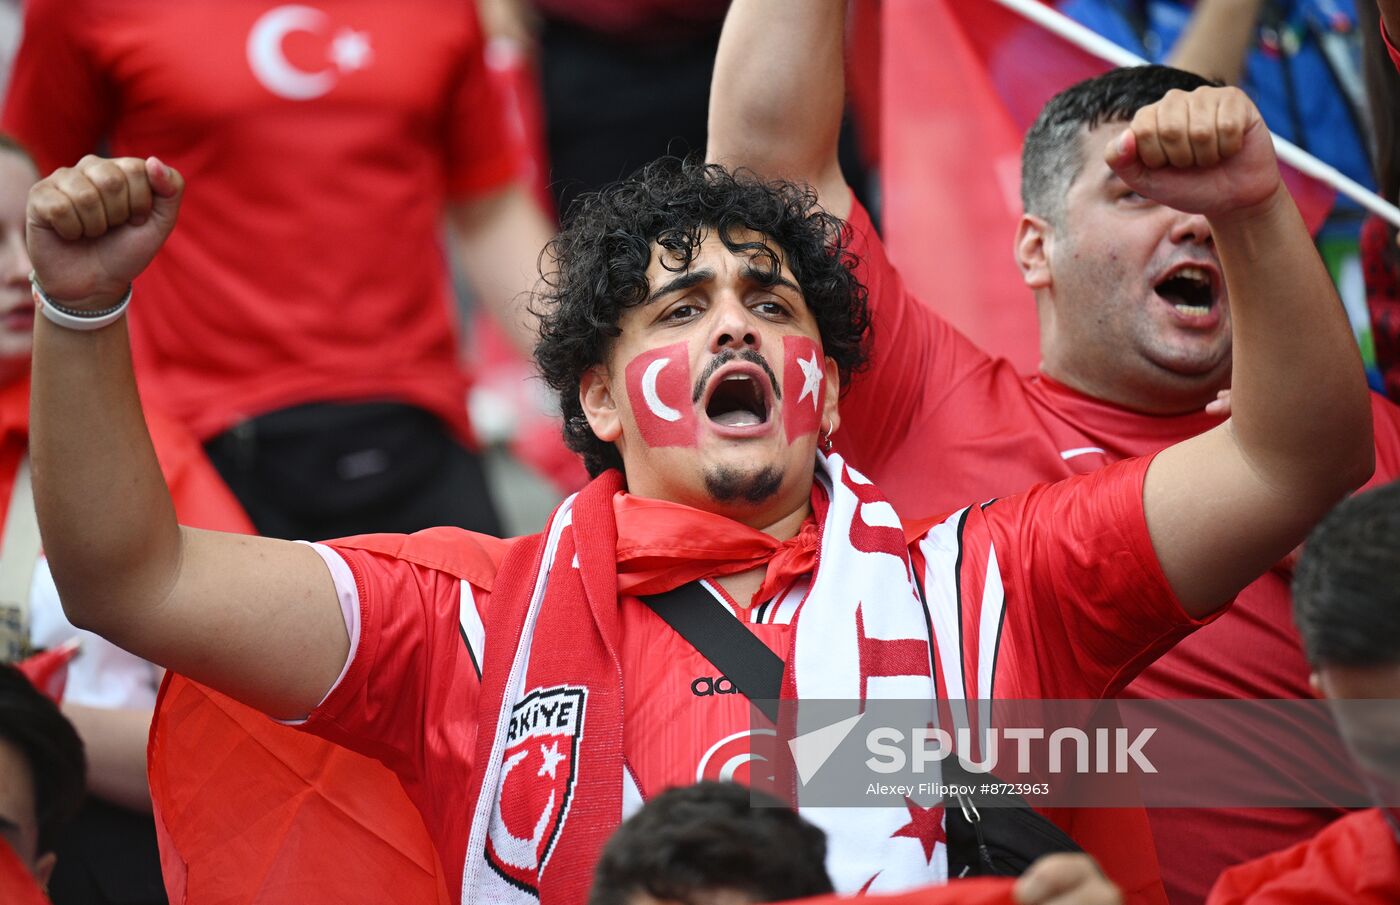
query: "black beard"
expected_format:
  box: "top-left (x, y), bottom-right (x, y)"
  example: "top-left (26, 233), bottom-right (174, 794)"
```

top-left (703, 464), bottom-right (784, 504)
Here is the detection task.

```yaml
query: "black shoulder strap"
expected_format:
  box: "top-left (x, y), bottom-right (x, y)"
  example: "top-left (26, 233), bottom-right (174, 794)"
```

top-left (639, 581), bottom-right (783, 722)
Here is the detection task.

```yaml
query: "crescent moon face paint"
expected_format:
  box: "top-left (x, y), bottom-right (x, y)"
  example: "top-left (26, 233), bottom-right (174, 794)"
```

top-left (782, 336), bottom-right (824, 442)
top-left (625, 342), bottom-right (698, 447)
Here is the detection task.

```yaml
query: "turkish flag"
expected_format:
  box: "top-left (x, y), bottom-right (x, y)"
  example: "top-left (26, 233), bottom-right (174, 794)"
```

top-left (149, 674), bottom-right (451, 905)
top-left (881, 0), bottom-right (1337, 374)
top-left (624, 342), bottom-right (698, 447)
top-left (0, 839), bottom-right (48, 905)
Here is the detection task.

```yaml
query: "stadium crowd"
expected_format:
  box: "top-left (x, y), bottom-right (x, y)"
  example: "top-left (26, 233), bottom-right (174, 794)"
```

top-left (0, 1), bottom-right (1397, 904)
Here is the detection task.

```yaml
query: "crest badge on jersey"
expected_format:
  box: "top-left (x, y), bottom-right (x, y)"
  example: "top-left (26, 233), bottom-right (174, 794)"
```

top-left (485, 685), bottom-right (587, 895)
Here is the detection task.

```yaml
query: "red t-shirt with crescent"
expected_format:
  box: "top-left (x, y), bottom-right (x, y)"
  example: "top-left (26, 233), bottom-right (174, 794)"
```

top-left (2, 0), bottom-right (521, 443)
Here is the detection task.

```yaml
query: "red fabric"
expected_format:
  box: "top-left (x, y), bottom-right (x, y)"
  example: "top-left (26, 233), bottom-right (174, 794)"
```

top-left (2, 0), bottom-right (522, 444)
top-left (16, 640), bottom-right (79, 703)
top-left (1206, 808), bottom-right (1400, 904)
top-left (880, 0), bottom-right (1336, 377)
top-left (837, 199), bottom-right (1400, 905)
top-left (1361, 214), bottom-right (1400, 402)
top-left (0, 840), bottom-right (48, 905)
top-left (613, 488), bottom-right (827, 606)
top-left (149, 677), bottom-right (451, 905)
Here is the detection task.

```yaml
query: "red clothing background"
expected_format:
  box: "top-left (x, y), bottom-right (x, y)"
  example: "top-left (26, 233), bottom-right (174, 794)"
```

top-left (0, 375), bottom-right (252, 535)
top-left (835, 199), bottom-right (1400, 904)
top-left (2, 0), bottom-right (520, 444)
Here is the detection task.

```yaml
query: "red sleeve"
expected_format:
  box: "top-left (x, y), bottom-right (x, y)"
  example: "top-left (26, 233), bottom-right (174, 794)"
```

top-left (300, 543), bottom-right (488, 781)
top-left (0, 0), bottom-right (112, 174)
top-left (146, 409), bottom-right (256, 535)
top-left (837, 197), bottom-right (997, 468)
top-left (441, 2), bottom-right (525, 200)
top-left (980, 454), bottom-right (1223, 699)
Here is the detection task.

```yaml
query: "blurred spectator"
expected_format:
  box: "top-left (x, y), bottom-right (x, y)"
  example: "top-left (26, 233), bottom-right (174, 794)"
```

top-left (1, 0), bottom-right (555, 541)
top-left (0, 663), bottom-right (86, 895)
top-left (1359, 0), bottom-right (1400, 401)
top-left (588, 781), bottom-right (834, 905)
top-left (0, 134), bottom-right (254, 905)
top-left (1207, 478), bottom-right (1400, 903)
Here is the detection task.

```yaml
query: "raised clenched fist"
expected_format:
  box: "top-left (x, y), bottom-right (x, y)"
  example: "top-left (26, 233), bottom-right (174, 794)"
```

top-left (26, 155), bottom-right (184, 310)
top-left (1105, 86), bottom-right (1282, 221)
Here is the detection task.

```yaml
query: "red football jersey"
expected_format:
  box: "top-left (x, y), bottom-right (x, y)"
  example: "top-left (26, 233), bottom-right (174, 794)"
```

top-left (2, 0), bottom-right (521, 442)
top-left (299, 454), bottom-right (1201, 897)
top-left (835, 199), bottom-right (1400, 904)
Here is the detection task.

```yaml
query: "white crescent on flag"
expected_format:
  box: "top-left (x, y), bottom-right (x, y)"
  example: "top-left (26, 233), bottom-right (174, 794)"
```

top-left (642, 357), bottom-right (683, 422)
top-left (487, 748), bottom-right (556, 871)
top-left (247, 5), bottom-right (336, 100)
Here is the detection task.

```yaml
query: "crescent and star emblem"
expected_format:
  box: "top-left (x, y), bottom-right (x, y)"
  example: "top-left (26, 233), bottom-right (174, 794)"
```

top-left (247, 5), bottom-right (373, 101)
top-left (488, 747), bottom-right (557, 871)
top-left (641, 357), bottom-right (683, 422)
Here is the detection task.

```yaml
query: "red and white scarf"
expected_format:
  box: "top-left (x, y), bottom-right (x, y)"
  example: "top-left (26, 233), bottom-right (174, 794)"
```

top-left (459, 452), bottom-right (943, 903)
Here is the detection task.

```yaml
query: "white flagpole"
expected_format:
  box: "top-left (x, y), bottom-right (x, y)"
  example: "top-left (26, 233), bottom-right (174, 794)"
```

top-left (989, 0), bottom-right (1400, 229)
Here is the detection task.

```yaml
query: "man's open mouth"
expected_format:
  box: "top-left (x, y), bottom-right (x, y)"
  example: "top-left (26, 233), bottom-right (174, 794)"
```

top-left (1153, 264), bottom-right (1220, 318)
top-left (703, 370), bottom-right (771, 428)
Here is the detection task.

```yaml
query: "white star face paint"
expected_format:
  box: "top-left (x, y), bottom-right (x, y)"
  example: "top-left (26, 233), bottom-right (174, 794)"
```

top-left (782, 336), bottom-right (824, 442)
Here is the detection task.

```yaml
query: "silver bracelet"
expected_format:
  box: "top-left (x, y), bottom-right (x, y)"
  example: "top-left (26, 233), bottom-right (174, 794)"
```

top-left (29, 271), bottom-right (131, 331)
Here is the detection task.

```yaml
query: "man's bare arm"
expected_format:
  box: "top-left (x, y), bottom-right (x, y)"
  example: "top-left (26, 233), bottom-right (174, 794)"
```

top-left (28, 156), bottom-right (348, 720)
top-left (1166, 0), bottom-right (1266, 84)
top-left (1112, 89), bottom-right (1374, 616)
top-left (448, 183), bottom-right (553, 358)
top-left (706, 0), bottom-right (850, 217)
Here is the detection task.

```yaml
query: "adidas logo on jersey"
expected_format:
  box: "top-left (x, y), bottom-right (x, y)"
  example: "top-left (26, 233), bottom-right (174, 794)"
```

top-left (691, 675), bottom-right (739, 696)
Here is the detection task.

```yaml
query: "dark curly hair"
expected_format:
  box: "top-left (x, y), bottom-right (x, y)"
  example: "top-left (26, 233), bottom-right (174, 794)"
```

top-left (588, 780), bottom-right (833, 905)
top-left (534, 158), bottom-right (870, 477)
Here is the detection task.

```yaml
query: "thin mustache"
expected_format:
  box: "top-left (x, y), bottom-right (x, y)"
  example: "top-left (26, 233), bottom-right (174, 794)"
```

top-left (692, 349), bottom-right (781, 404)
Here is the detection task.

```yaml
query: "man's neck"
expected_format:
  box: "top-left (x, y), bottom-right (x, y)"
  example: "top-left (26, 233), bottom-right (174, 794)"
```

top-left (1038, 363), bottom-right (1223, 416)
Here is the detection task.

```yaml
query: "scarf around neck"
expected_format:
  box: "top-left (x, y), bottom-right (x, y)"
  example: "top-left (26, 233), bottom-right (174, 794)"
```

top-left (459, 452), bottom-right (944, 904)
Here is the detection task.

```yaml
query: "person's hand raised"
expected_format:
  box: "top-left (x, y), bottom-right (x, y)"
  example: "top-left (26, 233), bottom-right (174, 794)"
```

top-left (1106, 86), bottom-right (1282, 221)
top-left (27, 155), bottom-right (184, 308)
